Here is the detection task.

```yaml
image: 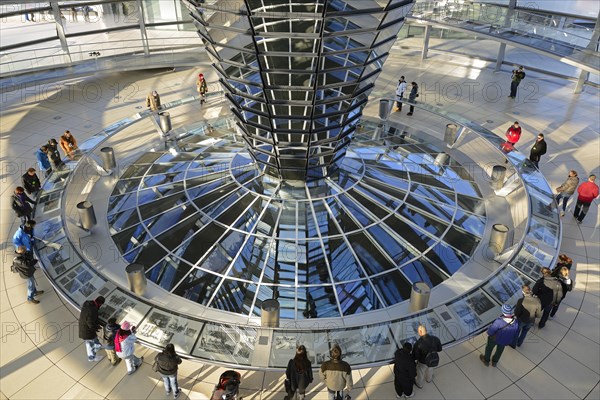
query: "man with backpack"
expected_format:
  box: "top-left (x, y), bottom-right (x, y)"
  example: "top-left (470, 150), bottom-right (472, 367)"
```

top-left (12, 245), bottom-right (44, 304)
top-left (532, 267), bottom-right (563, 329)
top-left (412, 325), bottom-right (442, 388)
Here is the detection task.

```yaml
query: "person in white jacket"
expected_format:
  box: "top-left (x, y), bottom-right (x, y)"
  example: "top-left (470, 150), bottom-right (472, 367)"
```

top-left (395, 77), bottom-right (407, 111)
top-left (115, 321), bottom-right (143, 375)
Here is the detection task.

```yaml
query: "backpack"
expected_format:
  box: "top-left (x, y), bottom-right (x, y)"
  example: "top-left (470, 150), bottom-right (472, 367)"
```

top-left (10, 258), bottom-right (19, 274)
top-left (424, 351), bottom-right (440, 367)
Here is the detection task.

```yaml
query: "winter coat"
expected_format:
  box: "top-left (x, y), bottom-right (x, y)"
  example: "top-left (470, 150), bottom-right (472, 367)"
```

top-left (11, 192), bottom-right (34, 217)
top-left (396, 81), bottom-right (407, 97)
top-left (35, 148), bottom-right (51, 171)
top-left (286, 357), bottom-right (313, 393)
top-left (46, 147), bottom-right (63, 169)
top-left (12, 254), bottom-right (36, 279)
top-left (393, 349), bottom-right (416, 384)
top-left (532, 276), bottom-right (564, 308)
top-left (12, 226), bottom-right (34, 251)
top-left (103, 322), bottom-right (120, 350)
top-left (22, 172), bottom-right (41, 195)
top-left (59, 134), bottom-right (78, 155)
top-left (155, 351), bottom-right (182, 375)
top-left (505, 126), bottom-right (522, 144)
top-left (556, 176), bottom-right (579, 195)
top-left (577, 181), bottom-right (599, 203)
top-left (408, 85), bottom-right (418, 102)
top-left (412, 334), bottom-right (442, 364)
top-left (319, 358), bottom-right (353, 392)
top-left (146, 93), bottom-right (161, 111)
top-left (196, 78), bottom-right (208, 95)
top-left (529, 139), bottom-right (547, 161)
top-left (115, 330), bottom-right (137, 358)
top-left (78, 300), bottom-right (101, 340)
top-left (558, 275), bottom-right (573, 301)
top-left (514, 293), bottom-right (542, 324)
top-left (487, 316), bottom-right (519, 346)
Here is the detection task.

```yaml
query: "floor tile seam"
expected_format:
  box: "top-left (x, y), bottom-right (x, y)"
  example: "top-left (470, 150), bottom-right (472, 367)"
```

top-left (534, 362), bottom-right (596, 399)
top-left (80, 363), bottom-right (128, 398)
top-left (547, 344), bottom-right (600, 377)
top-left (582, 381), bottom-right (600, 400)
top-left (144, 379), bottom-right (162, 400)
top-left (6, 360), bottom-right (57, 399)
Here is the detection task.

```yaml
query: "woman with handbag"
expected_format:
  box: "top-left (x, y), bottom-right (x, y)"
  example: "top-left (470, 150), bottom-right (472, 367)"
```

top-left (480, 304), bottom-right (519, 367)
top-left (154, 343), bottom-right (182, 399)
top-left (285, 345), bottom-right (313, 400)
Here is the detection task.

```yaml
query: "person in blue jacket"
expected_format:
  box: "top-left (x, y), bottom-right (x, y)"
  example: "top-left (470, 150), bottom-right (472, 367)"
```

top-left (13, 220), bottom-right (36, 253)
top-left (35, 145), bottom-right (52, 177)
top-left (480, 304), bottom-right (519, 367)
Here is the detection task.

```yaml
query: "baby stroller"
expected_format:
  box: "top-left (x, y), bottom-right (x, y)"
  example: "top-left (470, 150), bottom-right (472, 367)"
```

top-left (210, 370), bottom-right (242, 400)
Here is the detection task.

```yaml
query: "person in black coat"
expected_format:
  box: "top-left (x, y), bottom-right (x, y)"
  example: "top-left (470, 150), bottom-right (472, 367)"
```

top-left (154, 343), bottom-right (183, 397)
top-left (78, 296), bottom-right (105, 361)
top-left (103, 317), bottom-right (121, 366)
top-left (394, 342), bottom-right (417, 398)
top-left (11, 186), bottom-right (35, 224)
top-left (46, 138), bottom-right (65, 171)
top-left (529, 133), bottom-right (547, 168)
top-left (549, 266), bottom-right (573, 318)
top-left (412, 325), bottom-right (442, 388)
top-left (285, 345), bottom-right (313, 400)
top-left (407, 82), bottom-right (419, 116)
top-left (13, 246), bottom-right (44, 304)
top-left (21, 168), bottom-right (41, 196)
top-left (532, 268), bottom-right (563, 329)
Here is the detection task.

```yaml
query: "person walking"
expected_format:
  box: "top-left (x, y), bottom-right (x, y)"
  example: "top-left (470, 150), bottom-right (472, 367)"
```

top-left (395, 76), bottom-right (407, 111)
top-left (11, 187), bottom-right (36, 224)
top-left (196, 73), bottom-right (208, 104)
top-left (505, 122), bottom-right (522, 146)
top-left (12, 220), bottom-right (36, 253)
top-left (12, 246), bottom-right (44, 304)
top-left (319, 344), bottom-right (352, 400)
top-left (59, 130), bottom-right (79, 159)
top-left (406, 82), bottom-right (418, 116)
top-left (285, 345), bottom-right (313, 400)
top-left (549, 266), bottom-right (573, 319)
top-left (511, 284), bottom-right (541, 348)
top-left (36, 145), bottom-right (52, 177)
top-left (508, 66), bottom-right (526, 98)
top-left (21, 168), bottom-right (41, 197)
top-left (555, 170), bottom-right (579, 217)
top-left (147, 90), bottom-right (161, 111)
top-left (532, 267), bottom-right (563, 329)
top-left (573, 175), bottom-right (599, 223)
top-left (154, 343), bottom-right (182, 398)
top-left (529, 133), bottom-right (547, 169)
top-left (480, 304), bottom-right (519, 367)
top-left (103, 317), bottom-right (121, 366)
top-left (412, 325), bottom-right (442, 388)
top-left (115, 321), bottom-right (143, 375)
top-left (393, 342), bottom-right (416, 399)
top-left (78, 296), bottom-right (106, 362)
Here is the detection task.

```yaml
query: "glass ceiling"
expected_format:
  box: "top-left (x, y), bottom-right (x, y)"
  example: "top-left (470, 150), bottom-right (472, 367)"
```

top-left (108, 120), bottom-right (486, 320)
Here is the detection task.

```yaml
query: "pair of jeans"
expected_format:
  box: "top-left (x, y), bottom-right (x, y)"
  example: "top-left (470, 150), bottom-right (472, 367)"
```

top-left (556, 193), bottom-right (571, 212)
top-left (510, 81), bottom-right (519, 97)
top-left (513, 321), bottom-right (534, 347)
top-left (574, 199), bottom-right (591, 222)
top-left (161, 374), bottom-right (179, 394)
top-left (27, 276), bottom-right (37, 300)
top-left (327, 389), bottom-right (345, 400)
top-left (483, 336), bottom-right (506, 363)
top-left (124, 354), bottom-right (142, 373)
top-left (85, 338), bottom-right (102, 360)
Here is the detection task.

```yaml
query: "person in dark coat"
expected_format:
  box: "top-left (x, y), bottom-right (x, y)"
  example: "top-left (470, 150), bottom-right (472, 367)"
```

top-left (11, 186), bottom-right (35, 224)
top-left (532, 267), bottom-right (563, 329)
top-left (46, 139), bottom-right (65, 171)
top-left (36, 145), bottom-right (52, 177)
top-left (285, 345), bottom-right (313, 400)
top-left (78, 296), bottom-right (105, 362)
top-left (412, 325), bottom-right (442, 388)
top-left (529, 133), bottom-right (547, 168)
top-left (480, 304), bottom-right (519, 367)
top-left (511, 284), bottom-right (541, 348)
top-left (549, 266), bottom-right (573, 318)
top-left (13, 246), bottom-right (44, 304)
top-left (406, 82), bottom-right (419, 116)
top-left (509, 66), bottom-right (526, 98)
top-left (394, 342), bottom-right (416, 398)
top-left (103, 317), bottom-right (121, 366)
top-left (22, 168), bottom-right (41, 196)
top-left (154, 343), bottom-right (182, 398)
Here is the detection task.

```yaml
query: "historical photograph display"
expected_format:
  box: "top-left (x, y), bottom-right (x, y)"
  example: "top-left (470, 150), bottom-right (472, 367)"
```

top-left (446, 290), bottom-right (499, 336)
top-left (391, 311), bottom-right (454, 347)
top-left (270, 330), bottom-right (329, 367)
top-left (36, 190), bottom-right (62, 216)
top-left (193, 324), bottom-right (257, 364)
top-left (56, 263), bottom-right (106, 304)
top-left (137, 309), bottom-right (204, 354)
top-left (34, 216), bottom-right (65, 245)
top-left (37, 240), bottom-right (80, 278)
top-left (97, 287), bottom-right (152, 327)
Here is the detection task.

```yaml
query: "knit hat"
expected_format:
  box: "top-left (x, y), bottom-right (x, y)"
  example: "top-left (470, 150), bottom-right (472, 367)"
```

top-left (120, 321), bottom-right (131, 331)
top-left (501, 304), bottom-right (514, 316)
top-left (330, 344), bottom-right (342, 360)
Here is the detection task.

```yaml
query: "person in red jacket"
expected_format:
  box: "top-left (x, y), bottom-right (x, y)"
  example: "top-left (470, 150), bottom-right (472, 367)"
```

top-left (574, 175), bottom-right (599, 223)
top-left (505, 122), bottom-right (522, 145)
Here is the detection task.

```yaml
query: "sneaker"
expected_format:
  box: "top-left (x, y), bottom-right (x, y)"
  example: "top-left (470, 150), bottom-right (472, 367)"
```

top-left (479, 354), bottom-right (490, 366)
top-left (166, 390), bottom-right (171, 396)
top-left (491, 362), bottom-right (497, 367)
top-left (415, 383), bottom-right (423, 389)
top-left (174, 389), bottom-right (180, 399)
top-left (549, 316), bottom-right (554, 320)
top-left (91, 355), bottom-right (104, 362)
top-left (405, 393), bottom-right (415, 398)
top-left (395, 395), bottom-right (403, 399)
top-left (27, 299), bottom-right (40, 304)
top-left (406, 113), bottom-right (413, 116)
top-left (34, 290), bottom-right (45, 297)
top-left (127, 367), bottom-right (137, 375)
top-left (560, 211), bottom-right (565, 217)
top-left (576, 219), bottom-right (583, 224)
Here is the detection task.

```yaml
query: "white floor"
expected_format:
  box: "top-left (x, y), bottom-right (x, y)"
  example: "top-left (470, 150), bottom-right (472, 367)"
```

top-left (0, 45), bottom-right (599, 400)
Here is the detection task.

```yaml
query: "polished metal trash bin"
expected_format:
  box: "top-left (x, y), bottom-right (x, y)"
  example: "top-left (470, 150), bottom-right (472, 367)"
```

top-left (491, 165), bottom-right (507, 190)
top-left (444, 124), bottom-right (458, 146)
top-left (489, 224), bottom-right (509, 255)
top-left (100, 147), bottom-right (116, 171)
top-left (261, 299), bottom-right (280, 328)
top-left (159, 112), bottom-right (172, 133)
top-left (379, 99), bottom-right (391, 121)
top-left (76, 201), bottom-right (96, 231)
top-left (409, 282), bottom-right (431, 313)
top-left (125, 263), bottom-right (147, 296)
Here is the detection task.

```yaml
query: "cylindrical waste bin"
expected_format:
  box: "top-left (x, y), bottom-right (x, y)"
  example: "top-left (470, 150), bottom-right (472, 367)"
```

top-left (100, 147), bottom-right (116, 171)
top-left (444, 124), bottom-right (458, 146)
top-left (489, 224), bottom-right (509, 255)
top-left (409, 282), bottom-right (431, 313)
top-left (126, 263), bottom-right (147, 296)
top-left (491, 165), bottom-right (507, 190)
top-left (379, 99), bottom-right (391, 121)
top-left (261, 299), bottom-right (280, 328)
top-left (159, 112), bottom-right (171, 133)
top-left (76, 201), bottom-right (97, 231)
top-left (434, 152), bottom-right (449, 167)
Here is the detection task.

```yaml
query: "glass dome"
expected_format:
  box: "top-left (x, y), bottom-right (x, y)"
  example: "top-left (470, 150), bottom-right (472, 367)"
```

top-left (108, 118), bottom-right (486, 320)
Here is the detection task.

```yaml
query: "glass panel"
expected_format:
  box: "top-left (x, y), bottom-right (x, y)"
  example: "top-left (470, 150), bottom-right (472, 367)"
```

top-left (337, 280), bottom-right (382, 315)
